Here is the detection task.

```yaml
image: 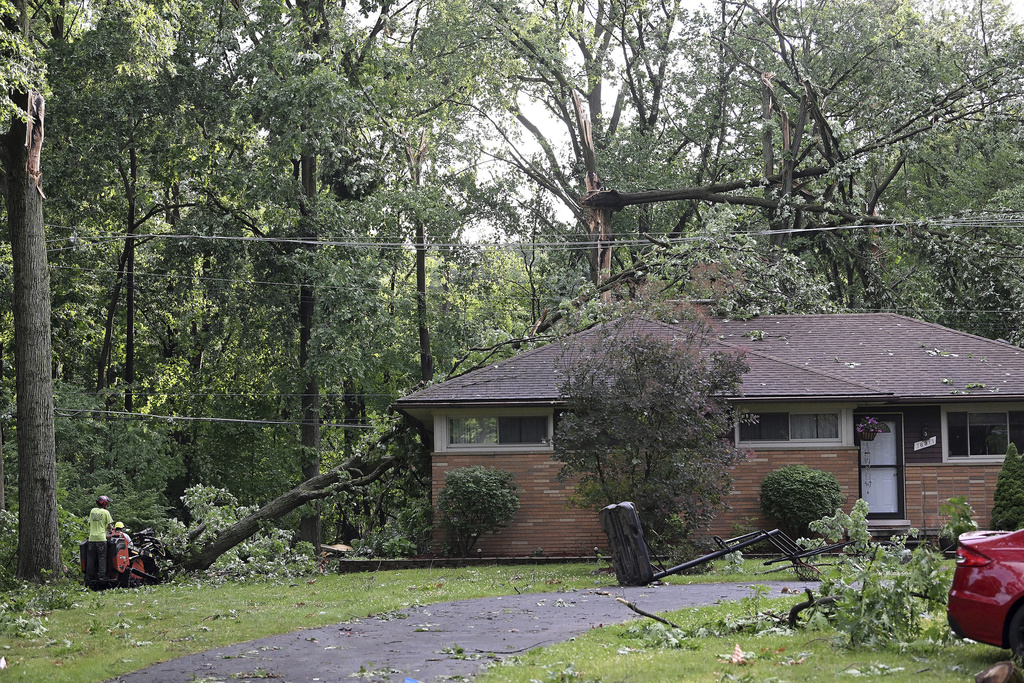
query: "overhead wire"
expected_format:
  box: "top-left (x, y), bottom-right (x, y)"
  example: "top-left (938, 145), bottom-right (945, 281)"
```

top-left (20, 213), bottom-right (1024, 427)
top-left (55, 407), bottom-right (375, 428)
top-left (56, 390), bottom-right (401, 399)
top-left (39, 213), bottom-right (1024, 255)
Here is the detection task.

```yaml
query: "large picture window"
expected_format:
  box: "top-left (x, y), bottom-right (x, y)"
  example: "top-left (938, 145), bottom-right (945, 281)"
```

top-left (947, 411), bottom-right (1024, 458)
top-left (449, 416), bottom-right (548, 446)
top-left (740, 412), bottom-right (839, 442)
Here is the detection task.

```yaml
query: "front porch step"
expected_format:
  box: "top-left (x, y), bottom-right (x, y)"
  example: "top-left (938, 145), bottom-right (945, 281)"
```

top-left (867, 519), bottom-right (913, 539)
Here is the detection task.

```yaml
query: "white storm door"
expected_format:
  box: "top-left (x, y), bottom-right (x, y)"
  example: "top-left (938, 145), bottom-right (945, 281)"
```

top-left (859, 420), bottom-right (901, 515)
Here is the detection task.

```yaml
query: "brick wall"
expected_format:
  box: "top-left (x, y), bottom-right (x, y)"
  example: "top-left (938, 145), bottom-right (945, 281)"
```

top-left (905, 463), bottom-right (1001, 534)
top-left (433, 450), bottom-right (1003, 555)
top-left (432, 451), bottom-right (606, 556)
top-left (708, 448), bottom-right (861, 537)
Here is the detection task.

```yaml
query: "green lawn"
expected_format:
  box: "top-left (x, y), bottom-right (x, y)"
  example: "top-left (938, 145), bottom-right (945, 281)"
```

top-left (477, 595), bottom-right (1010, 682)
top-left (1, 561), bottom-right (613, 681)
top-left (0, 559), bottom-right (1014, 682)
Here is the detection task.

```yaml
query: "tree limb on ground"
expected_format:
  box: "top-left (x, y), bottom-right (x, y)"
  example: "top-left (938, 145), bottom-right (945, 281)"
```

top-left (787, 588), bottom-right (838, 628)
top-left (615, 596), bottom-right (682, 629)
top-left (181, 454), bottom-right (397, 572)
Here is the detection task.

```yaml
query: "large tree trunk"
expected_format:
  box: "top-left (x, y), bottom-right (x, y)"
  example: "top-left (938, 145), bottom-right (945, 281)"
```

top-left (571, 92), bottom-right (612, 296)
top-left (296, 153), bottom-right (321, 547)
top-left (415, 217), bottom-right (432, 382)
top-left (181, 454), bottom-right (396, 572)
top-left (124, 144), bottom-right (137, 412)
top-left (0, 342), bottom-right (5, 511)
top-left (1, 88), bottom-right (62, 581)
top-left (407, 132), bottom-right (433, 382)
top-left (293, 0), bottom-right (329, 547)
top-left (95, 263), bottom-right (124, 393)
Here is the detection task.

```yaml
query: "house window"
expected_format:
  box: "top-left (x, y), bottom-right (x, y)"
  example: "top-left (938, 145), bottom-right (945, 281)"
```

top-left (449, 416), bottom-right (548, 446)
top-left (740, 412), bottom-right (839, 442)
top-left (947, 411), bottom-right (1024, 457)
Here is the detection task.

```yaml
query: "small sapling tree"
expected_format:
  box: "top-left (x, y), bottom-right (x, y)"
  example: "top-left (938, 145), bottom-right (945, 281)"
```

top-left (554, 316), bottom-right (748, 547)
top-left (991, 442), bottom-right (1024, 531)
top-left (938, 496), bottom-right (977, 548)
top-left (437, 466), bottom-right (520, 556)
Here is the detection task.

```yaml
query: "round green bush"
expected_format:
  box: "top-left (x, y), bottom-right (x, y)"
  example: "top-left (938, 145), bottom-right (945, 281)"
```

top-left (437, 466), bottom-right (520, 556)
top-left (759, 465), bottom-right (844, 539)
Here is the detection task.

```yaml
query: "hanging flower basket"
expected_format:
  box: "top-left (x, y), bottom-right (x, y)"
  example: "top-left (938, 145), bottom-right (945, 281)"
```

top-left (857, 417), bottom-right (883, 441)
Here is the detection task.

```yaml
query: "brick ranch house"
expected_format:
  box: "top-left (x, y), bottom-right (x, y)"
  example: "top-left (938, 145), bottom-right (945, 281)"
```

top-left (393, 314), bottom-right (1024, 556)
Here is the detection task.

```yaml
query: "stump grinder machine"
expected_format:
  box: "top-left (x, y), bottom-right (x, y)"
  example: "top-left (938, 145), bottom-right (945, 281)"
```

top-left (80, 528), bottom-right (168, 590)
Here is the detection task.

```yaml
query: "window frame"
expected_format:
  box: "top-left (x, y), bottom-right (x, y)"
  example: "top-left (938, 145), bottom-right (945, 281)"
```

top-left (434, 409), bottom-right (554, 453)
top-left (942, 403), bottom-right (1024, 463)
top-left (735, 405), bottom-right (852, 447)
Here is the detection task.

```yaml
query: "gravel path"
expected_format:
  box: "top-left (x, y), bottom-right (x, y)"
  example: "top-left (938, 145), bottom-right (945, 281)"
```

top-left (109, 580), bottom-right (817, 683)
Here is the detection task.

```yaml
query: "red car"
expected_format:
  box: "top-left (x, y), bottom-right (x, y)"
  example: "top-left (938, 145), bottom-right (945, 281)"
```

top-left (947, 528), bottom-right (1024, 656)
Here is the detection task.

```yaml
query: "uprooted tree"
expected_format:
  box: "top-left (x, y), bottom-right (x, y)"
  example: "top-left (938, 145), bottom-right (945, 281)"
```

top-left (554, 315), bottom-right (748, 547)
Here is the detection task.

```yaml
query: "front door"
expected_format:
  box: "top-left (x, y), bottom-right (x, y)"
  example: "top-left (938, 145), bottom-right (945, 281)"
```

top-left (859, 419), bottom-right (904, 517)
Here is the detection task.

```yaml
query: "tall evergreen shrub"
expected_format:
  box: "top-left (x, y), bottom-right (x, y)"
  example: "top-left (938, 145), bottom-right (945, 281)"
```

top-left (991, 443), bottom-right (1024, 530)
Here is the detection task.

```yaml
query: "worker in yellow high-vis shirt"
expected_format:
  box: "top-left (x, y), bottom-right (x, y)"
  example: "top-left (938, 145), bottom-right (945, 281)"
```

top-left (87, 496), bottom-right (113, 581)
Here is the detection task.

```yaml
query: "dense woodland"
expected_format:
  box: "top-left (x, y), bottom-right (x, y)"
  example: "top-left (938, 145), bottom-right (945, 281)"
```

top-left (3, 0), bottom-right (1024, 576)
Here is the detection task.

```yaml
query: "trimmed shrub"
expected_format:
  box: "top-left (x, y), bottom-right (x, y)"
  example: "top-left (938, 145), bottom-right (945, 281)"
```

top-left (437, 466), bottom-right (520, 556)
top-left (991, 443), bottom-right (1024, 531)
top-left (760, 465), bottom-right (844, 539)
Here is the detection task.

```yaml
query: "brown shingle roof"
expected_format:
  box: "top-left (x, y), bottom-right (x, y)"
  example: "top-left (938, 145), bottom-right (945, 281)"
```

top-left (393, 314), bottom-right (1024, 413)
top-left (713, 313), bottom-right (1024, 401)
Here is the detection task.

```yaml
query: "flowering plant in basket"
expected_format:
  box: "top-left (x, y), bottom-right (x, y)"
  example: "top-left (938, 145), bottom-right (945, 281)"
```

top-left (857, 417), bottom-right (882, 440)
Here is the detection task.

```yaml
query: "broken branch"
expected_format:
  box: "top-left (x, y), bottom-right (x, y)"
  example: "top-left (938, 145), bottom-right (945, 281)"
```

top-left (787, 588), bottom-right (838, 628)
top-left (615, 596), bottom-right (682, 629)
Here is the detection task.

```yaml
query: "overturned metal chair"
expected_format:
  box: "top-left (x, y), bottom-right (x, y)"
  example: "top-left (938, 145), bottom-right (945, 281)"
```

top-left (599, 502), bottom-right (852, 586)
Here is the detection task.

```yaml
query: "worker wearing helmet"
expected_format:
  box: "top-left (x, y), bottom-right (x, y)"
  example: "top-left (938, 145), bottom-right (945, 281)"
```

top-left (112, 521), bottom-right (132, 547)
top-left (87, 496), bottom-right (114, 581)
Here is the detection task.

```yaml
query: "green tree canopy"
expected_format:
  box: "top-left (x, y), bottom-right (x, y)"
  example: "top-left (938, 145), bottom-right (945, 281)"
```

top-left (554, 315), bottom-right (748, 545)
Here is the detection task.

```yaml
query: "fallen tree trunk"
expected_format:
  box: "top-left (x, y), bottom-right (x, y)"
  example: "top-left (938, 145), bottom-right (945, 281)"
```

top-left (180, 454), bottom-right (397, 572)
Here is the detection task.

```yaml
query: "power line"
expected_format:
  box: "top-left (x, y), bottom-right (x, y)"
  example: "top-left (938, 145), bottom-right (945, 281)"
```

top-left (36, 222), bottom-right (889, 252)
top-left (46, 265), bottom-right (552, 305)
top-left (56, 390), bottom-right (401, 399)
top-left (40, 214), bottom-right (1024, 255)
top-left (49, 264), bottom-right (369, 292)
top-left (55, 407), bottom-right (375, 428)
